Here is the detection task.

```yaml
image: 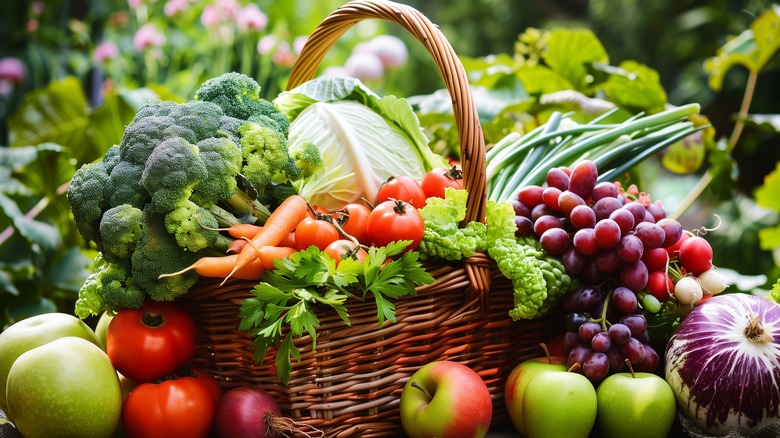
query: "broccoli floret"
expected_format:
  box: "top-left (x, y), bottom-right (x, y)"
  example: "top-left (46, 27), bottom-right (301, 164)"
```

top-left (99, 204), bottom-right (143, 263)
top-left (103, 145), bottom-right (121, 174)
top-left (239, 122), bottom-right (290, 191)
top-left (190, 137), bottom-right (242, 207)
top-left (167, 101), bottom-right (224, 144)
top-left (288, 140), bottom-right (324, 179)
top-left (131, 99), bottom-right (178, 120)
top-left (485, 200), bottom-right (576, 320)
top-left (131, 208), bottom-right (200, 302)
top-left (195, 72), bottom-right (278, 121)
top-left (141, 136), bottom-right (208, 213)
top-left (164, 200), bottom-right (220, 252)
top-left (107, 161), bottom-right (149, 209)
top-left (418, 188), bottom-right (487, 261)
top-left (119, 115), bottom-right (178, 165)
top-left (68, 161), bottom-right (111, 245)
top-left (248, 112), bottom-right (290, 136)
top-left (74, 255), bottom-right (144, 318)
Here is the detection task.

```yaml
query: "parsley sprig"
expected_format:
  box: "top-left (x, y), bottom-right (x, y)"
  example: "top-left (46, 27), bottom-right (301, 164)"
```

top-left (238, 241), bottom-right (435, 385)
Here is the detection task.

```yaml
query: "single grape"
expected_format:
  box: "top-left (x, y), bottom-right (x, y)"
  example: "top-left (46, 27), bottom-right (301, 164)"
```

top-left (558, 190), bottom-right (586, 216)
top-left (608, 323), bottom-right (632, 345)
top-left (534, 215), bottom-right (564, 236)
top-left (622, 202), bottom-right (647, 225)
top-left (620, 260), bottom-right (649, 292)
top-left (568, 344), bottom-right (592, 370)
top-left (634, 344), bottom-right (660, 373)
top-left (611, 286), bottom-right (638, 314)
top-left (609, 208), bottom-right (635, 235)
top-left (581, 260), bottom-right (607, 284)
top-left (530, 203), bottom-right (556, 222)
top-left (546, 167), bottom-right (570, 191)
top-left (540, 228), bottom-right (570, 255)
top-left (565, 312), bottom-right (590, 332)
top-left (593, 197), bottom-right (623, 222)
top-left (620, 314), bottom-right (648, 337)
top-left (593, 249), bottom-right (622, 274)
top-left (592, 181), bottom-right (618, 201)
top-left (510, 199), bottom-right (531, 218)
top-left (617, 234), bottom-right (644, 263)
top-left (577, 286), bottom-right (604, 313)
top-left (594, 219), bottom-right (622, 249)
top-left (563, 331), bottom-right (582, 354)
top-left (561, 247), bottom-right (588, 277)
top-left (620, 338), bottom-right (646, 364)
top-left (569, 160), bottom-right (598, 199)
top-left (561, 289), bottom-right (583, 313)
top-left (641, 293), bottom-right (662, 313)
top-left (573, 228), bottom-right (599, 256)
top-left (646, 202), bottom-right (666, 222)
top-left (656, 218), bottom-right (683, 248)
top-left (634, 222), bottom-right (665, 249)
top-left (606, 345), bottom-right (626, 373)
top-left (578, 321), bottom-right (602, 343)
top-left (583, 352), bottom-right (610, 382)
top-left (542, 187), bottom-right (563, 212)
top-left (515, 216), bottom-right (534, 237)
top-left (591, 331), bottom-right (612, 353)
top-left (518, 185), bottom-right (544, 208)
top-left (569, 204), bottom-right (597, 229)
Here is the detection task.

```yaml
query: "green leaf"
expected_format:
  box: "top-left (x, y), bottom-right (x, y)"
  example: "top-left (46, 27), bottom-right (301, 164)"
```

top-left (599, 60), bottom-right (667, 111)
top-left (742, 113), bottom-right (780, 133)
top-left (756, 162), bottom-right (780, 211)
top-left (372, 292), bottom-right (396, 328)
top-left (8, 77), bottom-right (89, 158)
top-left (516, 64), bottom-right (573, 95)
top-left (0, 193), bottom-right (61, 254)
top-left (758, 225), bottom-right (780, 252)
top-left (704, 5), bottom-right (780, 91)
top-left (275, 333), bottom-right (298, 385)
top-left (543, 28), bottom-right (609, 90)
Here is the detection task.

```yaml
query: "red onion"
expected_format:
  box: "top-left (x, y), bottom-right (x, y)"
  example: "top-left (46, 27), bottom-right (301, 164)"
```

top-left (665, 293), bottom-right (780, 436)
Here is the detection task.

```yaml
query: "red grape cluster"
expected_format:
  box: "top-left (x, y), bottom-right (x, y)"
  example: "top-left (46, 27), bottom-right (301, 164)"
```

top-left (510, 160), bottom-right (695, 381)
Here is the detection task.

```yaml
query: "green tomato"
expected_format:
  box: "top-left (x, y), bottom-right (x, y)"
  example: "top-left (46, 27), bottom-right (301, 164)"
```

top-left (0, 313), bottom-right (101, 413)
top-left (6, 337), bottom-right (122, 438)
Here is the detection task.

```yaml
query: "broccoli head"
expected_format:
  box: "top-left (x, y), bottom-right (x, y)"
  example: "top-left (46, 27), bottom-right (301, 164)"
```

top-left (194, 72), bottom-right (287, 128)
top-left (68, 161), bottom-right (111, 245)
top-left (190, 136), bottom-right (242, 207)
top-left (74, 255), bottom-right (144, 318)
top-left (119, 115), bottom-right (178, 165)
top-left (107, 161), bottom-right (149, 209)
top-left (141, 136), bottom-right (208, 213)
top-left (239, 122), bottom-right (289, 191)
top-left (131, 208), bottom-right (200, 302)
top-left (164, 200), bottom-right (220, 252)
top-left (99, 204), bottom-right (143, 263)
top-left (288, 140), bottom-right (324, 179)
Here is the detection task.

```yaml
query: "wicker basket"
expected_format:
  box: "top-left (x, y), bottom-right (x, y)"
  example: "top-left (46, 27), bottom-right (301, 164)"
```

top-left (182, 1), bottom-right (564, 436)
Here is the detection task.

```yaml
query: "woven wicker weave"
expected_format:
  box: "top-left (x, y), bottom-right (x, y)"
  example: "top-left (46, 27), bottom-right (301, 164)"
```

top-left (182, 1), bottom-right (563, 436)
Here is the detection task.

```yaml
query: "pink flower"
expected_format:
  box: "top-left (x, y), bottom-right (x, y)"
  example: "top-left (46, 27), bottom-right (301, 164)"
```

top-left (257, 35), bottom-right (277, 55)
top-left (0, 57), bottom-right (26, 98)
top-left (31, 1), bottom-right (44, 16)
top-left (94, 41), bottom-right (119, 64)
top-left (345, 51), bottom-right (384, 81)
top-left (236, 4), bottom-right (267, 32)
top-left (293, 36), bottom-right (308, 54)
top-left (272, 41), bottom-right (296, 67)
top-left (360, 35), bottom-right (408, 69)
top-left (127, 0), bottom-right (143, 9)
top-left (164, 0), bottom-right (190, 17)
top-left (133, 23), bottom-right (165, 51)
top-left (201, 0), bottom-right (239, 29)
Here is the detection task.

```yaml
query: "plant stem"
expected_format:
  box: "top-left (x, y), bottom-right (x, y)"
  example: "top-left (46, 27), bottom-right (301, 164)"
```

top-left (670, 69), bottom-right (759, 220)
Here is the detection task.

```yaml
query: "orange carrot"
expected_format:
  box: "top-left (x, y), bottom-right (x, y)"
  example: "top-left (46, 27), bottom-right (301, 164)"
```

top-left (224, 223), bottom-right (262, 239)
top-left (226, 195), bottom-right (310, 282)
top-left (159, 254), bottom-right (265, 281)
top-left (257, 246), bottom-right (297, 269)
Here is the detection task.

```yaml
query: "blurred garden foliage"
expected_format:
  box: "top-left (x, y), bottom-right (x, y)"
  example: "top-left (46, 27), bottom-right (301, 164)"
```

top-left (0, 0), bottom-right (778, 326)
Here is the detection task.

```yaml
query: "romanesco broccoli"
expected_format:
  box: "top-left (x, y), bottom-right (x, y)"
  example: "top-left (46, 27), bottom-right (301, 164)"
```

top-left (418, 188), bottom-right (486, 261)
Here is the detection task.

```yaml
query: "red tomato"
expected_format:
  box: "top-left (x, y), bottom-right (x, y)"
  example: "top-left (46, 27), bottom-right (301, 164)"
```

top-left (294, 217), bottom-right (340, 251)
top-left (421, 166), bottom-right (463, 199)
top-left (366, 200), bottom-right (424, 251)
top-left (106, 300), bottom-right (196, 383)
top-left (324, 239), bottom-right (368, 265)
top-left (376, 175), bottom-right (427, 208)
top-left (188, 368), bottom-right (223, 406)
top-left (122, 376), bottom-right (215, 438)
top-left (332, 203), bottom-right (371, 244)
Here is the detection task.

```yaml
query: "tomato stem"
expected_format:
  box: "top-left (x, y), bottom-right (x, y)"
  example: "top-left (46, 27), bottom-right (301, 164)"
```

top-left (142, 312), bottom-right (165, 328)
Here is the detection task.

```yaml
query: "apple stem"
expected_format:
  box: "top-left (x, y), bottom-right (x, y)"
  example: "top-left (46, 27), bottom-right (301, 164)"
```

top-left (567, 362), bottom-right (582, 373)
top-left (411, 381), bottom-right (433, 401)
top-left (539, 343), bottom-right (552, 363)
top-left (625, 359), bottom-right (636, 378)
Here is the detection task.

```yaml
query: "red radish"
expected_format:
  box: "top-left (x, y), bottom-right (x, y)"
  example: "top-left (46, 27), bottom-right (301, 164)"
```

top-left (678, 235), bottom-right (713, 275)
top-left (214, 386), bottom-right (318, 437)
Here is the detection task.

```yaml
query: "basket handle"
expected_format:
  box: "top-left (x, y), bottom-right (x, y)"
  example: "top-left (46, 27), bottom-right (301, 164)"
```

top-left (287, 0), bottom-right (487, 224)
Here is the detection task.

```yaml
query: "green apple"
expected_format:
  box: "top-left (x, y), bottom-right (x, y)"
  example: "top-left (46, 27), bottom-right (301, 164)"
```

top-left (6, 336), bottom-right (123, 438)
top-left (94, 311), bottom-right (114, 350)
top-left (0, 312), bottom-right (101, 413)
top-left (522, 370), bottom-right (597, 438)
top-left (504, 356), bottom-right (567, 435)
top-left (595, 371), bottom-right (676, 438)
top-left (400, 361), bottom-right (493, 438)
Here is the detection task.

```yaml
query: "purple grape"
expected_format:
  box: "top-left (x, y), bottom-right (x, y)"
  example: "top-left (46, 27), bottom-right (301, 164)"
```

top-left (592, 181), bottom-right (619, 201)
top-left (546, 167), bottom-right (570, 191)
top-left (581, 260), bottom-right (607, 284)
top-left (617, 234), bottom-right (644, 263)
top-left (609, 208), bottom-right (635, 235)
top-left (569, 205), bottom-right (597, 229)
top-left (568, 345), bottom-right (592, 371)
top-left (606, 345), bottom-right (626, 373)
top-left (622, 202), bottom-right (647, 225)
top-left (562, 247), bottom-right (587, 276)
top-left (620, 338), bottom-right (646, 364)
top-left (540, 228), bottom-right (570, 255)
top-left (542, 187), bottom-right (563, 212)
top-left (656, 218), bottom-right (683, 248)
top-left (593, 249), bottom-right (622, 274)
top-left (561, 289), bottom-right (583, 314)
top-left (594, 219), bottom-right (622, 249)
top-left (620, 314), bottom-right (648, 337)
top-left (608, 323), bottom-right (632, 345)
top-left (634, 222), bottom-right (665, 249)
top-left (611, 286), bottom-right (638, 314)
top-left (534, 215), bottom-right (564, 236)
top-left (565, 312), bottom-right (590, 332)
top-left (578, 321), bottom-right (602, 343)
top-left (646, 202), bottom-right (666, 222)
top-left (573, 228), bottom-right (599, 256)
top-left (515, 216), bottom-right (534, 237)
top-left (593, 197), bottom-right (623, 221)
top-left (634, 345), bottom-right (660, 373)
top-left (620, 260), bottom-right (649, 292)
top-left (569, 160), bottom-right (598, 199)
top-left (563, 331), bottom-right (582, 354)
top-left (591, 331), bottom-right (612, 352)
top-left (577, 286), bottom-right (604, 313)
top-left (583, 352), bottom-right (610, 382)
top-left (511, 199), bottom-right (531, 218)
top-left (531, 203), bottom-right (556, 222)
top-left (518, 185), bottom-right (544, 208)
top-left (558, 190), bottom-right (586, 216)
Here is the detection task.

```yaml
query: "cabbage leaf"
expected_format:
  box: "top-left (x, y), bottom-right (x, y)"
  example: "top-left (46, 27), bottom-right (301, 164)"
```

top-left (275, 76), bottom-right (447, 210)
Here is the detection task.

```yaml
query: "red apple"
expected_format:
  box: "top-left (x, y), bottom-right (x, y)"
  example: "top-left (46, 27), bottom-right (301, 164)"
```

top-left (400, 361), bottom-right (492, 438)
top-left (505, 355), bottom-right (567, 435)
